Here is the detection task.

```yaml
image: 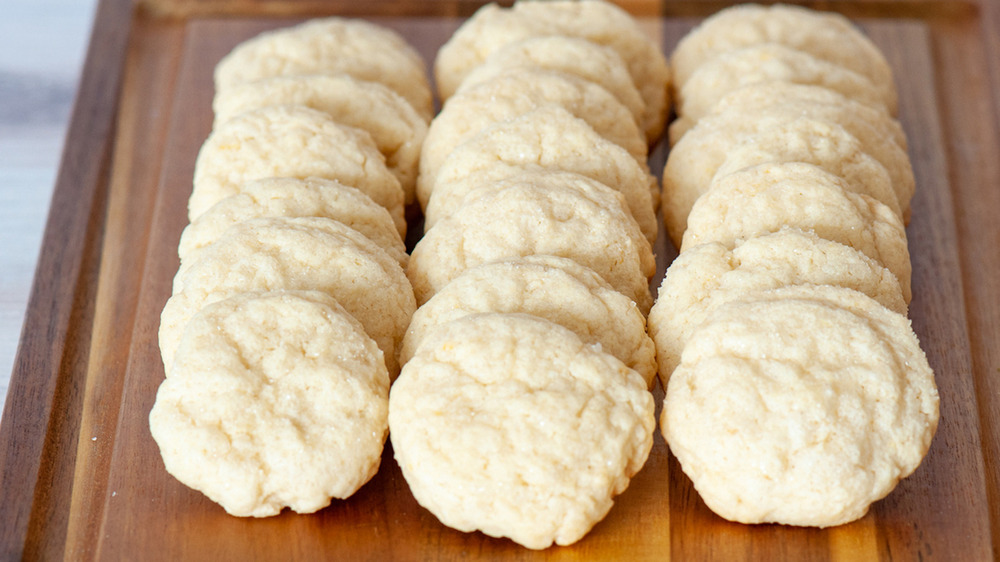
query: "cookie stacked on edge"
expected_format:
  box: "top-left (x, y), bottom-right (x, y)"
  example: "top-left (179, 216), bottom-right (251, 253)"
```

top-left (390, 0), bottom-right (669, 549)
top-left (649, 3), bottom-right (939, 527)
top-left (150, 18), bottom-right (430, 518)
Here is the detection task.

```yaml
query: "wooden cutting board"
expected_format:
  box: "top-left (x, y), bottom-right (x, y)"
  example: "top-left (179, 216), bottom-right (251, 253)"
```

top-left (2, 0), bottom-right (998, 559)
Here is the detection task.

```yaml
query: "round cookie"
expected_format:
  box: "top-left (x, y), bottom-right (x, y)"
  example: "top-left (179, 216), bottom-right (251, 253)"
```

top-left (189, 105), bottom-right (405, 230)
top-left (423, 105), bottom-right (657, 244)
top-left (662, 285), bottom-right (939, 527)
top-left (418, 69), bottom-right (647, 200)
top-left (150, 290), bottom-right (389, 517)
top-left (669, 3), bottom-right (894, 95)
top-left (213, 17), bottom-right (433, 120)
top-left (669, 82), bottom-right (906, 148)
top-left (389, 313), bottom-right (654, 549)
top-left (159, 217), bottom-right (415, 376)
top-left (433, 0), bottom-right (670, 141)
top-left (212, 74), bottom-right (428, 204)
top-left (408, 171), bottom-right (655, 313)
top-left (457, 36), bottom-right (646, 137)
top-left (661, 93), bottom-right (914, 246)
top-left (400, 255), bottom-right (656, 387)
top-left (178, 177), bottom-right (407, 268)
top-left (680, 162), bottom-right (912, 302)
top-left (712, 117), bottom-right (901, 219)
top-left (677, 43), bottom-right (897, 125)
top-left (648, 227), bottom-right (907, 385)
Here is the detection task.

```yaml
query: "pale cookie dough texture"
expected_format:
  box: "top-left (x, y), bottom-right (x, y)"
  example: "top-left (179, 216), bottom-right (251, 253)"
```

top-left (389, 313), bottom-right (654, 549)
top-left (662, 87), bottom-right (914, 245)
top-left (456, 36), bottom-right (646, 138)
top-left (213, 17), bottom-right (433, 120)
top-left (400, 255), bottom-right (656, 387)
top-left (150, 290), bottom-right (390, 517)
top-left (408, 171), bottom-right (655, 313)
top-left (670, 3), bottom-right (894, 95)
top-left (433, 0), bottom-right (670, 142)
top-left (159, 217), bottom-right (415, 376)
top-left (418, 69), bottom-right (647, 200)
top-left (424, 105), bottom-right (657, 244)
top-left (648, 227), bottom-right (907, 384)
top-left (681, 162), bottom-right (912, 302)
top-left (177, 177), bottom-right (407, 269)
top-left (189, 105), bottom-right (405, 230)
top-left (669, 81), bottom-right (906, 148)
top-left (212, 74), bottom-right (428, 204)
top-left (677, 43), bottom-right (897, 126)
top-left (662, 285), bottom-right (939, 527)
top-left (711, 117), bottom-right (901, 219)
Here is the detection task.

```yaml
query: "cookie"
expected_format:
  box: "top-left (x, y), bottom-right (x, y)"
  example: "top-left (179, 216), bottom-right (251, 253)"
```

top-left (189, 105), bottom-right (405, 229)
top-left (399, 255), bottom-right (656, 386)
top-left (433, 0), bottom-right (670, 142)
top-left (669, 82), bottom-right (906, 148)
top-left (150, 290), bottom-right (389, 517)
top-left (418, 69), bottom-right (647, 201)
top-left (457, 36), bottom-right (645, 137)
top-left (677, 43), bottom-right (897, 125)
top-left (662, 285), bottom-right (939, 526)
top-left (423, 105), bottom-right (657, 244)
top-left (159, 217), bottom-right (415, 376)
top-left (648, 227), bottom-right (907, 385)
top-left (662, 94), bottom-right (914, 246)
top-left (389, 313), bottom-right (654, 549)
top-left (212, 74), bottom-right (428, 204)
top-left (670, 3), bottom-right (894, 96)
top-left (213, 17), bottom-right (433, 120)
top-left (712, 116), bottom-right (901, 218)
top-left (178, 177), bottom-right (407, 269)
top-left (408, 171), bottom-right (655, 312)
top-left (680, 162), bottom-right (912, 302)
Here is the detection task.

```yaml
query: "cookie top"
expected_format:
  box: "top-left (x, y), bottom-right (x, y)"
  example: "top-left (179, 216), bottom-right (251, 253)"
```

top-left (457, 36), bottom-right (645, 137)
top-left (400, 255), bottom-right (656, 386)
top-left (159, 217), bottom-right (415, 376)
top-left (712, 116), bottom-right (901, 218)
top-left (150, 290), bottom-right (389, 517)
top-left (681, 162), bottom-right (912, 302)
top-left (661, 92), bottom-right (914, 246)
top-left (677, 43), bottom-right (897, 125)
top-left (670, 3), bottom-right (894, 94)
top-left (389, 312), bottom-right (654, 549)
top-left (408, 171), bottom-right (655, 313)
top-left (213, 74), bottom-right (428, 204)
top-left (418, 69), bottom-right (647, 200)
top-left (214, 17), bottom-right (433, 120)
top-left (178, 177), bottom-right (407, 268)
top-left (433, 0), bottom-right (670, 141)
top-left (669, 81), bottom-right (906, 148)
top-left (189, 105), bottom-right (404, 227)
top-left (662, 285), bottom-right (939, 526)
top-left (648, 227), bottom-right (907, 384)
top-left (424, 105), bottom-right (657, 244)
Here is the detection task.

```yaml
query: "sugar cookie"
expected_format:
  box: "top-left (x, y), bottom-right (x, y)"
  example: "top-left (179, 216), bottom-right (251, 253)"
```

top-left (424, 105), bottom-right (657, 243)
top-left (214, 17), bottom-right (433, 120)
top-left (681, 162), bottom-right (911, 302)
top-left (189, 105), bottom-right (404, 229)
top-left (150, 290), bottom-right (389, 517)
top-left (408, 171), bottom-right (655, 312)
top-left (213, 74), bottom-right (427, 203)
top-left (400, 255), bottom-right (656, 386)
top-left (662, 285), bottom-right (938, 527)
top-left (390, 313), bottom-right (654, 549)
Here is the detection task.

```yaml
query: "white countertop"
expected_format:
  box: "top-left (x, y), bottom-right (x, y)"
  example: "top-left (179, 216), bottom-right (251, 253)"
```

top-left (0, 0), bottom-right (97, 417)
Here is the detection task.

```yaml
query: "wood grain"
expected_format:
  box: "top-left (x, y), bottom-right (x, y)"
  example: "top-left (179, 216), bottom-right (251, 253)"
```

top-left (0, 1), bottom-right (997, 560)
